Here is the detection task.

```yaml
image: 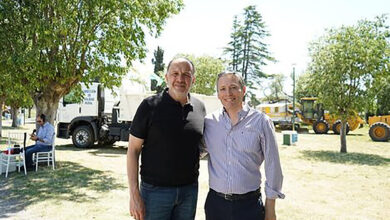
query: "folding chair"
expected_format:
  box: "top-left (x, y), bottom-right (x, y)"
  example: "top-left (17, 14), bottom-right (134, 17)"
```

top-left (0, 132), bottom-right (27, 178)
top-left (33, 133), bottom-right (56, 171)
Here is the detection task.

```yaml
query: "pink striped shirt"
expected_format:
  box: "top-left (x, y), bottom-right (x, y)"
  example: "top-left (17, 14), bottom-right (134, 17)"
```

top-left (204, 105), bottom-right (285, 199)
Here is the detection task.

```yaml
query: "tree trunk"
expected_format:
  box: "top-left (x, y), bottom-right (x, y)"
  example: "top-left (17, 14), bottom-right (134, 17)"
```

top-left (0, 108), bottom-right (2, 138)
top-left (340, 120), bottom-right (347, 153)
top-left (28, 106), bottom-right (32, 118)
top-left (33, 90), bottom-right (61, 129)
top-left (0, 98), bottom-right (3, 137)
top-left (11, 106), bottom-right (18, 128)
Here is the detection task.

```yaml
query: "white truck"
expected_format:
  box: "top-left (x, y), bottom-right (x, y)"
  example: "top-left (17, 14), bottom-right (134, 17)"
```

top-left (56, 82), bottom-right (221, 148)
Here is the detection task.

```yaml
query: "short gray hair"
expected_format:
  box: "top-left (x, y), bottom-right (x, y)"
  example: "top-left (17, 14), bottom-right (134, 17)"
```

top-left (166, 57), bottom-right (195, 75)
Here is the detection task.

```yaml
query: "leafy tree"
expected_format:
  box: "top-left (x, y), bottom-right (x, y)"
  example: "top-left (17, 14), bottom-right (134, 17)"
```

top-left (0, 72), bottom-right (12, 135)
top-left (6, 86), bottom-right (33, 128)
top-left (151, 46), bottom-right (166, 93)
top-left (295, 72), bottom-right (318, 101)
top-left (224, 5), bottom-right (274, 102)
top-left (0, 0), bottom-right (183, 125)
top-left (307, 15), bottom-right (390, 153)
top-left (192, 56), bottom-right (224, 95)
top-left (175, 54), bottom-right (224, 95)
top-left (376, 83), bottom-right (390, 115)
top-left (0, 46), bottom-right (32, 129)
top-left (263, 74), bottom-right (288, 103)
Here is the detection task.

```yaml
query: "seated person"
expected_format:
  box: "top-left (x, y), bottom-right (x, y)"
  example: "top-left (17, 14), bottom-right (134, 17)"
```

top-left (25, 114), bottom-right (54, 170)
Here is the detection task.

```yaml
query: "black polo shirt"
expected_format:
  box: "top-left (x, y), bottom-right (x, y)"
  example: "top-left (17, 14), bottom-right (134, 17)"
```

top-left (130, 89), bottom-right (206, 186)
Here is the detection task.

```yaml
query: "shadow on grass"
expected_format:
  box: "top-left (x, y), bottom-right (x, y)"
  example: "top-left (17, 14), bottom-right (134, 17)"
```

top-left (0, 161), bottom-right (126, 218)
top-left (56, 144), bottom-right (127, 158)
top-left (301, 150), bottom-right (390, 166)
top-left (304, 133), bottom-right (364, 136)
top-left (1, 126), bottom-right (29, 130)
top-left (88, 145), bottom-right (127, 157)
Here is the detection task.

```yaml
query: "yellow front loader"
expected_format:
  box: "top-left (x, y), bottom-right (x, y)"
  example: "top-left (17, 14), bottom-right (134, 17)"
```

top-left (296, 98), bottom-right (364, 134)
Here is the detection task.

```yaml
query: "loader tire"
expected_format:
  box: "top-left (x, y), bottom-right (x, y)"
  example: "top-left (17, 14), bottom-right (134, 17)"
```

top-left (369, 122), bottom-right (390, 142)
top-left (332, 120), bottom-right (350, 135)
top-left (313, 120), bottom-right (329, 134)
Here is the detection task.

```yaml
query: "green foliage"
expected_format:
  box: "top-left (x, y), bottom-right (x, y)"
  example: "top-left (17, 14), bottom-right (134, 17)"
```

top-left (152, 46), bottom-right (166, 75)
top-left (263, 74), bottom-right (288, 102)
top-left (151, 46), bottom-right (166, 93)
top-left (295, 72), bottom-right (318, 101)
top-left (224, 16), bottom-right (242, 72)
top-left (224, 5), bottom-right (274, 103)
top-left (63, 85), bottom-right (83, 104)
top-left (307, 15), bottom-right (390, 152)
top-left (376, 83), bottom-right (390, 115)
top-left (308, 15), bottom-right (390, 117)
top-left (0, 0), bottom-right (184, 120)
top-left (176, 54), bottom-right (224, 95)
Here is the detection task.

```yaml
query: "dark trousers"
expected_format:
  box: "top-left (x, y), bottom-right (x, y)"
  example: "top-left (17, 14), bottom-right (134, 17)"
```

top-left (205, 189), bottom-right (265, 220)
top-left (140, 181), bottom-right (198, 220)
top-left (25, 144), bottom-right (52, 168)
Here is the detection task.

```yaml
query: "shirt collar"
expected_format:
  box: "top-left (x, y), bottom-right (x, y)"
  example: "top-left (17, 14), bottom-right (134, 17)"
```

top-left (163, 88), bottom-right (193, 107)
top-left (221, 104), bottom-right (251, 123)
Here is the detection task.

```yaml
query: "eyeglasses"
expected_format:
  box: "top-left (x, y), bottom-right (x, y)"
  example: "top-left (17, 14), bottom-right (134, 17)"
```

top-left (36, 120), bottom-right (42, 123)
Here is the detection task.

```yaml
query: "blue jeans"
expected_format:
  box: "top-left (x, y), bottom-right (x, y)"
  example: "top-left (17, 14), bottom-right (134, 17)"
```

top-left (140, 181), bottom-right (198, 220)
top-left (25, 144), bottom-right (52, 168)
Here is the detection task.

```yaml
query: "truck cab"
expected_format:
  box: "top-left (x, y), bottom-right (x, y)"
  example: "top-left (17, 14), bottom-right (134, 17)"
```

top-left (56, 82), bottom-right (144, 148)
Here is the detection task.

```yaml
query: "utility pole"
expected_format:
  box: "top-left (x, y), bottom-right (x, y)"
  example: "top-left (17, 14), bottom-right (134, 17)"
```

top-left (292, 66), bottom-right (296, 131)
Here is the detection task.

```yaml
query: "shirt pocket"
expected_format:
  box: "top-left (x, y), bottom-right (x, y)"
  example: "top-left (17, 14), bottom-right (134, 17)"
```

top-left (234, 129), bottom-right (260, 153)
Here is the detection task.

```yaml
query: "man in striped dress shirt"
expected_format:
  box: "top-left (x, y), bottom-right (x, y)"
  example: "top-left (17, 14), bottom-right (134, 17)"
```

top-left (203, 72), bottom-right (285, 220)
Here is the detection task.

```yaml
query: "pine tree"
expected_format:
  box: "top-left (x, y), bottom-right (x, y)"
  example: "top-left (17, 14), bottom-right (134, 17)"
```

top-left (224, 5), bottom-right (273, 104)
top-left (151, 46), bottom-right (166, 92)
top-left (224, 16), bottom-right (242, 72)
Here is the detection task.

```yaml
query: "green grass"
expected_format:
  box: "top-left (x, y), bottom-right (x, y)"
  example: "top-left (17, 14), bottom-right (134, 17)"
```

top-left (1, 121), bottom-right (389, 219)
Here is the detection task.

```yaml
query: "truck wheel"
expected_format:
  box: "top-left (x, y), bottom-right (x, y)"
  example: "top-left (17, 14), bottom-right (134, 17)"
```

top-left (332, 120), bottom-right (350, 134)
top-left (72, 125), bottom-right (95, 148)
top-left (313, 120), bottom-right (329, 134)
top-left (369, 122), bottom-right (390, 142)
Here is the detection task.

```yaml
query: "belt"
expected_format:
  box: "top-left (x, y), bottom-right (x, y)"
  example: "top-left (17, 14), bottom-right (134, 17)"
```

top-left (210, 188), bottom-right (261, 201)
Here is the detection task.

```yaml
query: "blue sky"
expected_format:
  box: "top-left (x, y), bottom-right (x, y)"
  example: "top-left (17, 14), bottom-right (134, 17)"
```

top-left (140, 0), bottom-right (389, 95)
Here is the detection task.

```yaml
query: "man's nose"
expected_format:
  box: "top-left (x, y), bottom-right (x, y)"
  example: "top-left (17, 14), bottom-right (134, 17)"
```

top-left (177, 74), bottom-right (185, 81)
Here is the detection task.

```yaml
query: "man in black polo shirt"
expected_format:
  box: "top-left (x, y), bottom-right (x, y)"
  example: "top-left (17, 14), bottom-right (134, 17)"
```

top-left (127, 58), bottom-right (206, 220)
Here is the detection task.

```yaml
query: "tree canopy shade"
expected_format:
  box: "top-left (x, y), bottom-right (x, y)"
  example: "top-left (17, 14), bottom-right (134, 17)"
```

top-left (307, 15), bottom-right (390, 153)
top-left (0, 0), bottom-right (183, 124)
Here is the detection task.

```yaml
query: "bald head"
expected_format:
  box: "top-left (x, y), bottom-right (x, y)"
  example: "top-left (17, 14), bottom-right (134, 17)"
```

top-left (167, 58), bottom-right (195, 75)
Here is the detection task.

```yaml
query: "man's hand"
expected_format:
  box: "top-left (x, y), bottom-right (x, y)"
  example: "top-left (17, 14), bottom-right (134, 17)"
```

top-left (30, 134), bottom-right (38, 141)
top-left (127, 134), bottom-right (145, 220)
top-left (265, 198), bottom-right (276, 220)
top-left (129, 190), bottom-right (145, 220)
